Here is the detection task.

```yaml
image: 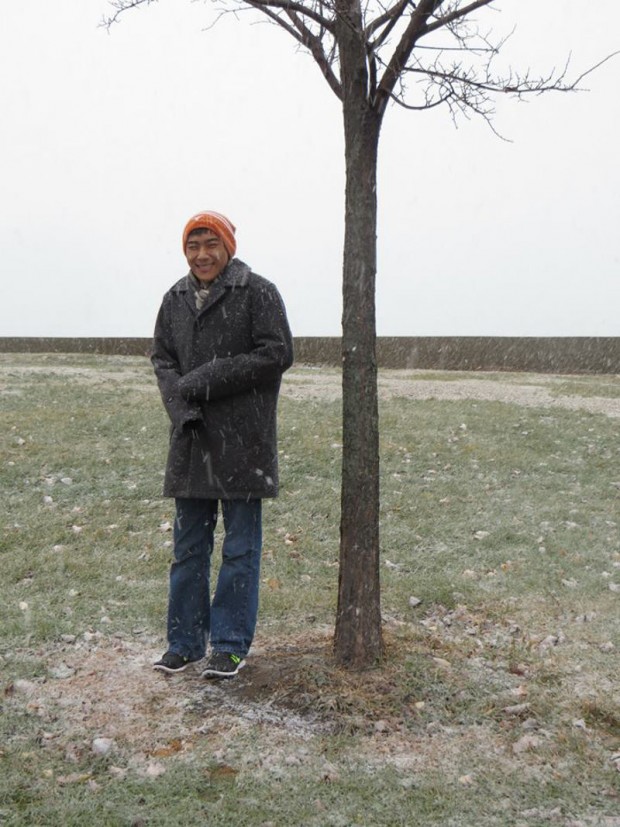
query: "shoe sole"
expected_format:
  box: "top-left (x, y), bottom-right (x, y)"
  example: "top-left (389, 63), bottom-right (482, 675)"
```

top-left (153, 662), bottom-right (190, 673)
top-left (153, 657), bottom-right (202, 674)
top-left (201, 660), bottom-right (246, 679)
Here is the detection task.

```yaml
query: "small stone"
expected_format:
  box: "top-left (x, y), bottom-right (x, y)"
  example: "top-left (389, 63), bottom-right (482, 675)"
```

top-left (49, 663), bottom-right (75, 680)
top-left (513, 735), bottom-right (541, 754)
top-left (57, 772), bottom-right (91, 786)
top-left (321, 762), bottom-right (340, 783)
top-left (60, 477), bottom-right (73, 485)
top-left (600, 641), bottom-right (615, 652)
top-left (408, 596), bottom-right (422, 607)
top-left (92, 737), bottom-right (115, 756)
top-left (538, 634), bottom-right (559, 652)
top-left (144, 762), bottom-right (166, 778)
top-left (12, 679), bottom-right (38, 695)
top-left (503, 703), bottom-right (530, 716)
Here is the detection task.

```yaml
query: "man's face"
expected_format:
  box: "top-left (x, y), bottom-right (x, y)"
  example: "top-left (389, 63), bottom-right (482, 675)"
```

top-left (185, 228), bottom-right (229, 283)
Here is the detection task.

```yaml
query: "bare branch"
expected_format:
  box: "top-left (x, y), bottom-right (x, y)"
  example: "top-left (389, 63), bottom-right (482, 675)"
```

top-left (387, 89), bottom-right (449, 110)
top-left (569, 50), bottom-right (620, 89)
top-left (374, 0), bottom-right (443, 115)
top-left (241, 1), bottom-right (342, 96)
top-left (102, 0), bottom-right (619, 136)
top-left (249, 3), bottom-right (306, 42)
top-left (365, 0), bottom-right (410, 39)
top-left (281, 6), bottom-right (343, 96)
top-left (101, 0), bottom-right (158, 28)
top-left (244, 0), bottom-right (336, 32)
top-left (425, 0), bottom-right (496, 36)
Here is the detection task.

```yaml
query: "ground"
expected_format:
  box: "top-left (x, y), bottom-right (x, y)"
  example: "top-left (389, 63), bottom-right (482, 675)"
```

top-left (3, 364), bottom-right (620, 824)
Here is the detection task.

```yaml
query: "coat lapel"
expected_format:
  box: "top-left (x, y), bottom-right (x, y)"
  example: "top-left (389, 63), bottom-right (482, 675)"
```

top-left (193, 260), bottom-right (251, 317)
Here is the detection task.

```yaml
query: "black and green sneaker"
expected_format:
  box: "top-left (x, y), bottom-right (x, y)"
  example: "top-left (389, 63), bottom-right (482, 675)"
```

top-left (153, 651), bottom-right (197, 674)
top-left (201, 652), bottom-right (245, 679)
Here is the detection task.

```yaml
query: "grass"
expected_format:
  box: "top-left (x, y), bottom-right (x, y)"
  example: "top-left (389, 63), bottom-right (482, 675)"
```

top-left (1, 354), bottom-right (619, 826)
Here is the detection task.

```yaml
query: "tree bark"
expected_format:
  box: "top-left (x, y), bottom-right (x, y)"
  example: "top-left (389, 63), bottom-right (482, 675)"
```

top-left (333, 4), bottom-right (384, 668)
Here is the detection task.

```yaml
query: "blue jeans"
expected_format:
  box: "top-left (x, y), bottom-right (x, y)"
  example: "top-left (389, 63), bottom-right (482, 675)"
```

top-left (167, 498), bottom-right (262, 660)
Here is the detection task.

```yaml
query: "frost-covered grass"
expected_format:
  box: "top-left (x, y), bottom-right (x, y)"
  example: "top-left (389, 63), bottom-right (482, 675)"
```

top-left (1, 355), bottom-right (619, 826)
top-left (551, 376), bottom-right (620, 399)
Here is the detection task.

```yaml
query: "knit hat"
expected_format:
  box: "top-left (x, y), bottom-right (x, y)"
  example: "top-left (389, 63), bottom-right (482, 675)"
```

top-left (182, 211), bottom-right (237, 258)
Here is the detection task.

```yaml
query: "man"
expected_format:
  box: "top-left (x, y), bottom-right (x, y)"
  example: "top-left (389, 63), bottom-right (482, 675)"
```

top-left (151, 210), bottom-right (293, 678)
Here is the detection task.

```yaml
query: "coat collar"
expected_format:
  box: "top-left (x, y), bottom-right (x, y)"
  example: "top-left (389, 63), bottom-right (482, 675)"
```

top-left (172, 258), bottom-right (251, 314)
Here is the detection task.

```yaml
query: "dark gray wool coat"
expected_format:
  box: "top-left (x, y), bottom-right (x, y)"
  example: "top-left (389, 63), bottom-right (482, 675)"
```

top-left (151, 259), bottom-right (293, 500)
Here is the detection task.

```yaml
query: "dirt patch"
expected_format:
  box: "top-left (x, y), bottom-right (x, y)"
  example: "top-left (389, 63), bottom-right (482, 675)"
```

top-left (11, 618), bottom-right (592, 799)
top-left (5, 628), bottom-right (515, 785)
top-left (282, 369), bottom-right (620, 417)
top-left (7, 631), bottom-right (335, 748)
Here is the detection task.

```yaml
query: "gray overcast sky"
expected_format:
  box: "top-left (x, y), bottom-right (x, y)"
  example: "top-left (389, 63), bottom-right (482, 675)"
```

top-left (1, 1), bottom-right (619, 338)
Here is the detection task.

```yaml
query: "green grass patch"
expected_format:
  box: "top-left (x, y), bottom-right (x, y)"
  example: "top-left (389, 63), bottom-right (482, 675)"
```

top-left (1, 356), bottom-right (619, 826)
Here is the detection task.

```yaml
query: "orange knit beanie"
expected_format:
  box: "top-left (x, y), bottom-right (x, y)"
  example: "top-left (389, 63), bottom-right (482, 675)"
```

top-left (182, 211), bottom-right (237, 258)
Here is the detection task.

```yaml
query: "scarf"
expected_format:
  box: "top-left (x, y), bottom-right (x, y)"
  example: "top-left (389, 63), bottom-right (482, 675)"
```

top-left (189, 273), bottom-right (211, 310)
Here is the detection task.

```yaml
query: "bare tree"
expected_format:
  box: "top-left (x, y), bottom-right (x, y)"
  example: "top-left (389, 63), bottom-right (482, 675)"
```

top-left (104, 0), bottom-right (615, 669)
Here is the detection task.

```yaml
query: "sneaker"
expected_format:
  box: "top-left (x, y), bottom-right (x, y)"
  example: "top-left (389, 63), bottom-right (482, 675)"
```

top-left (153, 651), bottom-right (197, 674)
top-left (201, 652), bottom-right (245, 679)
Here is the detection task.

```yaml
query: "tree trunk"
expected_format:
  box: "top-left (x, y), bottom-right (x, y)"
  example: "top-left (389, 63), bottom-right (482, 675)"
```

top-left (333, 5), bottom-right (384, 668)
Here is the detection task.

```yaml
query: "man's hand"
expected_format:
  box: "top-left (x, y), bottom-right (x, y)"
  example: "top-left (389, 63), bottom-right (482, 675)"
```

top-left (182, 419), bottom-right (203, 439)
